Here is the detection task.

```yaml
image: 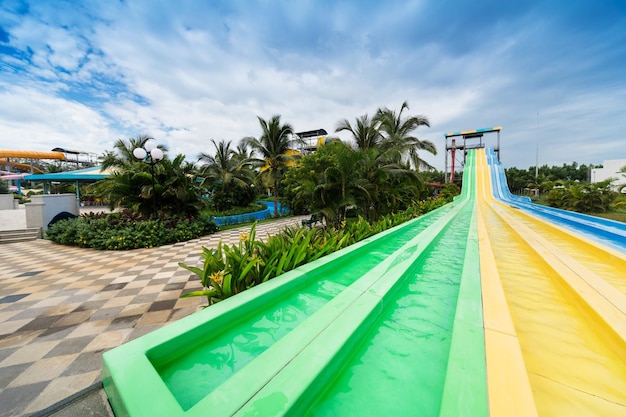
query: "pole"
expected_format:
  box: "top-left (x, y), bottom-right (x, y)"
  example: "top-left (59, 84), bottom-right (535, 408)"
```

top-left (535, 112), bottom-right (539, 180)
top-left (450, 139), bottom-right (456, 184)
top-left (150, 160), bottom-right (157, 219)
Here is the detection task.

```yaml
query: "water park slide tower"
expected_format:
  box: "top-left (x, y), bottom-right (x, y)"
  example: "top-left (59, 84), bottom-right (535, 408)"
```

top-left (294, 129), bottom-right (342, 155)
top-left (444, 126), bottom-right (501, 183)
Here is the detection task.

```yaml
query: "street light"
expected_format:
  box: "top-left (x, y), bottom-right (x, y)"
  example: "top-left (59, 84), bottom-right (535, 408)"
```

top-left (133, 140), bottom-right (164, 219)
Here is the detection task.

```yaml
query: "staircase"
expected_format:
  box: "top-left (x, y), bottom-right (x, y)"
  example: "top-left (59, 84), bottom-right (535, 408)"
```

top-left (0, 228), bottom-right (41, 244)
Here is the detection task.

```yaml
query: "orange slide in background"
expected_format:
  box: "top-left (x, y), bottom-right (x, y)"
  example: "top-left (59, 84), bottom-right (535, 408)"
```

top-left (0, 150), bottom-right (67, 174)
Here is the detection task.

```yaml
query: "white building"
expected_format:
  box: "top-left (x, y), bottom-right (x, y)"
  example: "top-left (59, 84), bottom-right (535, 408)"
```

top-left (591, 158), bottom-right (626, 192)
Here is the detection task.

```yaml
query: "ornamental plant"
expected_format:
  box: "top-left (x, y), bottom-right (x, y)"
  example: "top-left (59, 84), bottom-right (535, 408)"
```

top-left (46, 210), bottom-right (218, 250)
top-left (180, 197), bottom-right (448, 306)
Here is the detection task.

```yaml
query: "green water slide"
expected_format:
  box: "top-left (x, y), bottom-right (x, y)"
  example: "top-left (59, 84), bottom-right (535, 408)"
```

top-left (103, 153), bottom-right (487, 417)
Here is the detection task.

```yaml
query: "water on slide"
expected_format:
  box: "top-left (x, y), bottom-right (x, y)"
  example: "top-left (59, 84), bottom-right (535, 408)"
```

top-left (154, 196), bottom-right (463, 410)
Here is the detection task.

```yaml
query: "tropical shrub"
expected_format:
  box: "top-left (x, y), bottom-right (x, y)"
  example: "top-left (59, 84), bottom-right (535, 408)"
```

top-left (283, 141), bottom-right (425, 226)
top-left (438, 183), bottom-right (460, 202)
top-left (199, 139), bottom-right (256, 211)
top-left (180, 197), bottom-right (448, 306)
top-left (46, 210), bottom-right (218, 250)
top-left (209, 183), bottom-right (257, 211)
top-left (544, 181), bottom-right (616, 213)
top-left (94, 136), bottom-right (207, 217)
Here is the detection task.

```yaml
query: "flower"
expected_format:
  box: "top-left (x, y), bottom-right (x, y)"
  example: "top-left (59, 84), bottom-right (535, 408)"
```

top-left (210, 270), bottom-right (225, 286)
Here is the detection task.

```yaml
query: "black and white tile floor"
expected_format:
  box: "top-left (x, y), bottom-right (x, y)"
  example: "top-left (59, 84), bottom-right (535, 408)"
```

top-left (0, 216), bottom-right (307, 416)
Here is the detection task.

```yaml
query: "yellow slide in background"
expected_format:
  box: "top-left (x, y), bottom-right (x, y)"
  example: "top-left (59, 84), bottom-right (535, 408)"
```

top-left (475, 148), bottom-right (626, 416)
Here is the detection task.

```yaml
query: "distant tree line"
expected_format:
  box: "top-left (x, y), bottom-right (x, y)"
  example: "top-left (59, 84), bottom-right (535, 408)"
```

top-left (505, 162), bottom-right (596, 194)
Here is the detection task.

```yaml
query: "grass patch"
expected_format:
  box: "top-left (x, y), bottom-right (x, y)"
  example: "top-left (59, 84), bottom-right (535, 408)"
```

top-left (588, 211), bottom-right (626, 223)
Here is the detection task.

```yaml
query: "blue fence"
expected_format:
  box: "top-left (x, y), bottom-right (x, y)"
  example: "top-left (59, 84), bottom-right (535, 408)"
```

top-left (210, 201), bottom-right (289, 227)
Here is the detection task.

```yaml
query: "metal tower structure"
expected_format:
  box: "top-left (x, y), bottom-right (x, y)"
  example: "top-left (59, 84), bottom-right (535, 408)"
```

top-left (443, 126), bottom-right (502, 183)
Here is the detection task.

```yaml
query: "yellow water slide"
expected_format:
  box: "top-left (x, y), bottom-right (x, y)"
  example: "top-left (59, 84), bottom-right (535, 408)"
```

top-left (475, 148), bottom-right (626, 416)
top-left (0, 150), bottom-right (66, 173)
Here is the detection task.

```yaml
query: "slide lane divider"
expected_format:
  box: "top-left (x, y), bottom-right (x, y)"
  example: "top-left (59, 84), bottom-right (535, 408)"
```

top-left (438, 200), bottom-right (489, 416)
top-left (230, 198), bottom-right (474, 416)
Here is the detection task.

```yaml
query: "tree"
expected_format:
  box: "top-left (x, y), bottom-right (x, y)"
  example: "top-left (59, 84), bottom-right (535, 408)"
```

top-left (156, 154), bottom-right (208, 216)
top-left (612, 166), bottom-right (626, 208)
top-left (199, 140), bottom-right (253, 188)
top-left (243, 115), bottom-right (295, 217)
top-left (0, 179), bottom-right (9, 194)
top-left (314, 142), bottom-right (371, 227)
top-left (283, 141), bottom-right (423, 225)
top-left (94, 137), bottom-right (205, 217)
top-left (198, 139), bottom-right (255, 211)
top-left (101, 135), bottom-right (169, 170)
top-left (545, 180), bottom-right (616, 213)
top-left (233, 142), bottom-right (254, 164)
top-left (335, 114), bottom-right (382, 150)
top-left (374, 101), bottom-right (436, 170)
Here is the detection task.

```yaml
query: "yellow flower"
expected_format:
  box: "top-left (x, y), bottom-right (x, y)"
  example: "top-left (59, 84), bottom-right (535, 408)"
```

top-left (239, 232), bottom-right (250, 241)
top-left (210, 270), bottom-right (225, 285)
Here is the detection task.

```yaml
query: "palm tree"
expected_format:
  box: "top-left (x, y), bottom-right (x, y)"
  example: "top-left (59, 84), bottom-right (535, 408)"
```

top-left (93, 154), bottom-right (207, 217)
top-left (198, 139), bottom-right (255, 211)
top-left (233, 142), bottom-right (254, 164)
top-left (199, 139), bottom-right (252, 189)
top-left (243, 115), bottom-right (295, 217)
top-left (335, 114), bottom-right (381, 150)
top-left (358, 147), bottom-right (422, 221)
top-left (91, 169), bottom-right (153, 214)
top-left (314, 142), bottom-right (370, 226)
top-left (374, 101), bottom-right (436, 170)
top-left (157, 154), bottom-right (207, 216)
top-left (101, 135), bottom-right (169, 170)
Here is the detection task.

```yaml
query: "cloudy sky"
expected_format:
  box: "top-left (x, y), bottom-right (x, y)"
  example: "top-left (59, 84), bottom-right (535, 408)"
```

top-left (1, 0), bottom-right (625, 171)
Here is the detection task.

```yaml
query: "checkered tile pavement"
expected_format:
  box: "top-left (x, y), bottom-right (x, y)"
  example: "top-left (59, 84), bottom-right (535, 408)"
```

top-left (0, 216), bottom-right (307, 417)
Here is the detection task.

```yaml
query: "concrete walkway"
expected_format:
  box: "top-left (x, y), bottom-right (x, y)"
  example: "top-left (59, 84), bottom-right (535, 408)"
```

top-left (0, 214), bottom-right (308, 416)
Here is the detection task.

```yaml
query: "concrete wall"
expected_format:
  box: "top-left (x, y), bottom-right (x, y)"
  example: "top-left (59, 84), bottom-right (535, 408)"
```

top-left (0, 194), bottom-right (17, 210)
top-left (591, 159), bottom-right (626, 192)
top-left (25, 194), bottom-right (80, 230)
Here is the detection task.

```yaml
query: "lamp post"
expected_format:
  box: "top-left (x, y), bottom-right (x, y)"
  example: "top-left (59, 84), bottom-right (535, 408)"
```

top-left (133, 141), bottom-right (164, 219)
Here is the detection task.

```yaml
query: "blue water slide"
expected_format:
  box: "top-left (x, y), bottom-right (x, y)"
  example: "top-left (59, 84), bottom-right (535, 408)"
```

top-left (210, 201), bottom-right (287, 226)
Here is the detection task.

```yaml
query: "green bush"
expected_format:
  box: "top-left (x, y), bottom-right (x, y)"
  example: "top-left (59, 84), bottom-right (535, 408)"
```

top-left (180, 196), bottom-right (448, 306)
top-left (545, 181), bottom-right (616, 213)
top-left (439, 183), bottom-right (460, 201)
top-left (46, 210), bottom-right (218, 250)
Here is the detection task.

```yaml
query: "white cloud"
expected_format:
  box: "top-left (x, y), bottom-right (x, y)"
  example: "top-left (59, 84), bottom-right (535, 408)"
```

top-left (0, 85), bottom-right (121, 151)
top-left (0, 0), bottom-right (625, 174)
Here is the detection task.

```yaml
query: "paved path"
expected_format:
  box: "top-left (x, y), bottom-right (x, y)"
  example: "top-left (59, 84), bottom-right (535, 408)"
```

top-left (0, 215), bottom-right (308, 416)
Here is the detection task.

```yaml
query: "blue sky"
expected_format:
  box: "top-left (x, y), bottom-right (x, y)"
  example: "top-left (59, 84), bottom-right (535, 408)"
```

top-left (1, 0), bottom-right (625, 170)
